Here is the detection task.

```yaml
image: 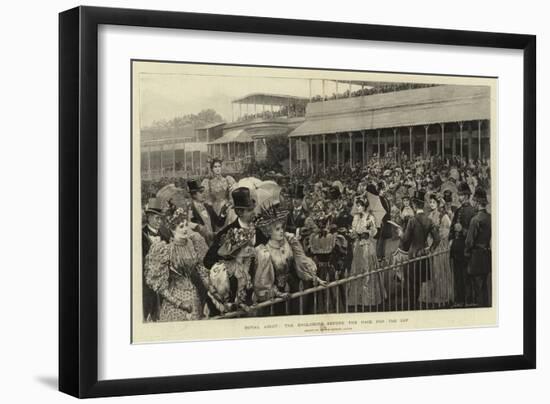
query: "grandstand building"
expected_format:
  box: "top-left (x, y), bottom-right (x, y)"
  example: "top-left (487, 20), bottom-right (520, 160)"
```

top-left (206, 93), bottom-right (308, 172)
top-left (288, 83), bottom-right (491, 173)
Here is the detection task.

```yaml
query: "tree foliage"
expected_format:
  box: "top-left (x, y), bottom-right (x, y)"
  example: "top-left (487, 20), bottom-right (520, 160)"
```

top-left (243, 134), bottom-right (290, 175)
top-left (265, 134), bottom-right (289, 168)
top-left (148, 109), bottom-right (223, 129)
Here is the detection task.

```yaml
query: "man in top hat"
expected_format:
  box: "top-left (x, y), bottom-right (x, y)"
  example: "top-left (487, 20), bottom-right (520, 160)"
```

top-left (203, 187), bottom-right (269, 269)
top-left (188, 179), bottom-right (227, 246)
top-left (396, 190), bottom-right (441, 309)
top-left (286, 184), bottom-right (308, 238)
top-left (449, 181), bottom-right (477, 307)
top-left (374, 180), bottom-right (393, 262)
top-left (465, 187), bottom-right (492, 307)
top-left (328, 184), bottom-right (352, 228)
top-left (142, 198), bottom-right (170, 322)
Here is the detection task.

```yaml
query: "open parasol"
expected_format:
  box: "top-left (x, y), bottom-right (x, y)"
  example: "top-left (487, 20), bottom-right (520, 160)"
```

top-left (156, 184), bottom-right (188, 210)
top-left (366, 191), bottom-right (388, 228)
top-left (231, 177), bottom-right (281, 213)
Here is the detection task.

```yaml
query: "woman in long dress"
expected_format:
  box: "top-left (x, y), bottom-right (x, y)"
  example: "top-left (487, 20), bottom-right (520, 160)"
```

top-left (303, 200), bottom-right (348, 314)
top-left (144, 206), bottom-right (220, 321)
top-left (349, 198), bottom-right (385, 311)
top-left (419, 194), bottom-right (454, 307)
top-left (254, 203), bottom-right (326, 316)
top-left (201, 158), bottom-right (237, 226)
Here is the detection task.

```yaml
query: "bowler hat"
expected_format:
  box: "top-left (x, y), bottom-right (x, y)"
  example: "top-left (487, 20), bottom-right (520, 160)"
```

top-left (231, 187), bottom-right (256, 209)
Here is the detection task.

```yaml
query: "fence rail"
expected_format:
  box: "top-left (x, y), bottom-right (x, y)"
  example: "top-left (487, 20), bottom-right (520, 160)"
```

top-left (213, 249), bottom-right (461, 319)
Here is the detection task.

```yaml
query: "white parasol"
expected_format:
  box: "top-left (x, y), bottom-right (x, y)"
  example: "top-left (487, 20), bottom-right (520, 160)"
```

top-left (235, 177), bottom-right (263, 190)
top-left (366, 191), bottom-right (388, 228)
top-left (231, 177), bottom-right (281, 213)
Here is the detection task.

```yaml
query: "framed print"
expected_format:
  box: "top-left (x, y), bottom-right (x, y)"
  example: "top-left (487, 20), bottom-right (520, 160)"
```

top-left (59, 6), bottom-right (536, 398)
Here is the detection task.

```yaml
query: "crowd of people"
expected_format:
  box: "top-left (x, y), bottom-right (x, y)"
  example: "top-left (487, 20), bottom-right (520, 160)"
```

top-left (309, 83), bottom-right (439, 103)
top-left (141, 154), bottom-right (492, 322)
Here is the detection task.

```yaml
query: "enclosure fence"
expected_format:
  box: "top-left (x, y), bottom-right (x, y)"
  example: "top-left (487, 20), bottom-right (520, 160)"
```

top-left (213, 248), bottom-right (474, 319)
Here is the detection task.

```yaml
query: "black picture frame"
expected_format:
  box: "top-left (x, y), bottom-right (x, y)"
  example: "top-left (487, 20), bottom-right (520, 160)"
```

top-left (59, 5), bottom-right (536, 398)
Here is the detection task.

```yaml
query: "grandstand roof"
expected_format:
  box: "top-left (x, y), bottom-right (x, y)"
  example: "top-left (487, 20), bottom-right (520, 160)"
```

top-left (290, 85), bottom-right (491, 137)
top-left (232, 93), bottom-right (309, 106)
top-left (196, 122), bottom-right (226, 130)
top-left (208, 128), bottom-right (253, 144)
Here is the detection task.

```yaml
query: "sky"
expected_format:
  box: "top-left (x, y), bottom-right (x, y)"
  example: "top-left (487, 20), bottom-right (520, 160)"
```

top-left (138, 71), bottom-right (366, 128)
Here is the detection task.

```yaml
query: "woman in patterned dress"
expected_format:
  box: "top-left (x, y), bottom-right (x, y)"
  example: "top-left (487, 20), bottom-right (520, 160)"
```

top-left (201, 158), bottom-right (237, 225)
top-left (349, 198), bottom-right (385, 310)
top-left (144, 206), bottom-right (220, 321)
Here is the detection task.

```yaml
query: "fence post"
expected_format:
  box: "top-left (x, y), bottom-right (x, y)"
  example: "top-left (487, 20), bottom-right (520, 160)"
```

top-left (299, 280), bottom-right (304, 315)
top-left (335, 272), bottom-right (340, 314)
top-left (345, 269), bottom-right (349, 313)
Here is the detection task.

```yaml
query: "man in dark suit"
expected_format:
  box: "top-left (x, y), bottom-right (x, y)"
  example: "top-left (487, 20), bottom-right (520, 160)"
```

top-left (374, 181), bottom-right (393, 262)
top-left (397, 191), bottom-right (440, 310)
top-left (187, 179), bottom-right (226, 246)
top-left (203, 187), bottom-right (268, 269)
top-left (141, 198), bottom-right (170, 321)
top-left (465, 187), bottom-right (492, 307)
top-left (286, 184), bottom-right (308, 237)
top-left (449, 182), bottom-right (476, 307)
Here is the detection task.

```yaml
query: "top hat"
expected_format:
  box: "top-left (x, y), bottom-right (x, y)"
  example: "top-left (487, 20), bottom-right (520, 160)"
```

top-left (187, 179), bottom-right (205, 194)
top-left (473, 187), bottom-right (488, 203)
top-left (231, 187), bottom-right (256, 209)
top-left (289, 184), bottom-right (305, 199)
top-left (457, 181), bottom-right (472, 195)
top-left (145, 198), bottom-right (163, 215)
top-left (412, 190), bottom-right (426, 207)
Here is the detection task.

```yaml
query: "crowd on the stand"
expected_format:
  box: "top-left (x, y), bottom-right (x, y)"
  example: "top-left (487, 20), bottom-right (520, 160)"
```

top-left (141, 155), bottom-right (492, 322)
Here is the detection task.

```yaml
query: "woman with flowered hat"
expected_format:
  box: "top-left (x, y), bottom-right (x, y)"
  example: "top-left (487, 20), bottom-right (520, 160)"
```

top-left (253, 203), bottom-right (325, 315)
top-left (144, 203), bottom-right (221, 321)
top-left (207, 226), bottom-right (257, 315)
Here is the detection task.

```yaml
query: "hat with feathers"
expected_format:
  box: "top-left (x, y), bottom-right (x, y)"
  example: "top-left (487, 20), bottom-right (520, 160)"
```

top-left (254, 202), bottom-right (289, 229)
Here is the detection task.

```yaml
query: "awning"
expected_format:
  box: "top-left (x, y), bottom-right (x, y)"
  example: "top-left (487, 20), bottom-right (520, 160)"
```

top-left (290, 85), bottom-right (491, 137)
top-left (208, 129), bottom-right (253, 144)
